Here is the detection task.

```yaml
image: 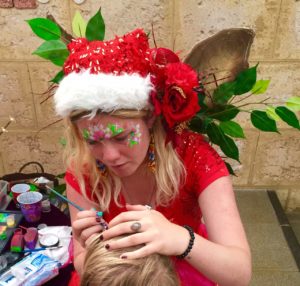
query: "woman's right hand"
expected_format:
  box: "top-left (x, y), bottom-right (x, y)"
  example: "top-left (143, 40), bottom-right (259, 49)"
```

top-left (72, 210), bottom-right (105, 247)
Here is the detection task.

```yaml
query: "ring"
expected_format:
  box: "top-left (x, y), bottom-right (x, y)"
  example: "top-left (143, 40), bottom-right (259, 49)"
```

top-left (130, 222), bottom-right (142, 232)
top-left (145, 205), bottom-right (152, 210)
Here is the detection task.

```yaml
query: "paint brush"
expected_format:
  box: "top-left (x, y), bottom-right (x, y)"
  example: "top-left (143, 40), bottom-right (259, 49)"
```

top-left (43, 185), bottom-right (84, 211)
top-left (31, 182), bottom-right (84, 211)
top-left (21, 246), bottom-right (63, 253)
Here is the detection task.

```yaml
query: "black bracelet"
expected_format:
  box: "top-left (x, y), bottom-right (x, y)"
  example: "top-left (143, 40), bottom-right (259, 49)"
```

top-left (176, 225), bottom-right (195, 259)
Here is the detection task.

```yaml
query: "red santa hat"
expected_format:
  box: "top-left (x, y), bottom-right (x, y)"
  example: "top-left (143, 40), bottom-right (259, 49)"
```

top-left (54, 29), bottom-right (154, 117)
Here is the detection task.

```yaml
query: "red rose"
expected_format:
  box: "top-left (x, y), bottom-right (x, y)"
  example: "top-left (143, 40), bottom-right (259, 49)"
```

top-left (161, 62), bottom-right (200, 127)
top-left (149, 48), bottom-right (180, 90)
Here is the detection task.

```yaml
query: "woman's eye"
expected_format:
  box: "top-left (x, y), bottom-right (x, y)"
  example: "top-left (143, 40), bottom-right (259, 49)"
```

top-left (86, 140), bottom-right (97, 145)
top-left (114, 134), bottom-right (129, 142)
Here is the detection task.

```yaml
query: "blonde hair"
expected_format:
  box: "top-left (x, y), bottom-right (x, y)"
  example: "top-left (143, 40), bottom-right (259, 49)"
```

top-left (63, 110), bottom-right (186, 211)
top-left (81, 234), bottom-right (180, 286)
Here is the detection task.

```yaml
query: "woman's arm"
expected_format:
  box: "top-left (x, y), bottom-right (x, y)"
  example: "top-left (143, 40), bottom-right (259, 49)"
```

top-left (101, 176), bottom-right (251, 286)
top-left (66, 184), bottom-right (102, 276)
top-left (186, 176), bottom-right (251, 286)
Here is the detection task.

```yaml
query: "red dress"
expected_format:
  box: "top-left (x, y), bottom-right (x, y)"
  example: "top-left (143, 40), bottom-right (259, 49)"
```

top-left (66, 130), bottom-right (229, 286)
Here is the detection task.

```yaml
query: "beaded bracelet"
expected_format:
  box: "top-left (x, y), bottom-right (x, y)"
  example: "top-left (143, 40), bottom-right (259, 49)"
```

top-left (176, 225), bottom-right (195, 259)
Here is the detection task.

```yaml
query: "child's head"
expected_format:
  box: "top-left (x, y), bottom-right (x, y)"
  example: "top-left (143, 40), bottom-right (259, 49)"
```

top-left (81, 234), bottom-right (179, 286)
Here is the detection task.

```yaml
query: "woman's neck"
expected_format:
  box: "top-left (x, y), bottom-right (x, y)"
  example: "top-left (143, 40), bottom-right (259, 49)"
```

top-left (121, 163), bottom-right (156, 206)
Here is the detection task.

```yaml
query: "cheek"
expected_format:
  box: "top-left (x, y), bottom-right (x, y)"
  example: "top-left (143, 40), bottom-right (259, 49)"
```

top-left (129, 135), bottom-right (149, 161)
top-left (87, 144), bottom-right (103, 158)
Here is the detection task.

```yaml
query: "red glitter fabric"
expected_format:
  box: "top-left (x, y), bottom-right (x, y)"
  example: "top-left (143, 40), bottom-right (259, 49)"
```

top-left (64, 29), bottom-right (151, 76)
top-left (65, 131), bottom-right (229, 286)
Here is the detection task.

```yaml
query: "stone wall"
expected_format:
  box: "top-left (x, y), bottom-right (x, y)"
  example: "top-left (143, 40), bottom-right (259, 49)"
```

top-left (0, 0), bottom-right (299, 210)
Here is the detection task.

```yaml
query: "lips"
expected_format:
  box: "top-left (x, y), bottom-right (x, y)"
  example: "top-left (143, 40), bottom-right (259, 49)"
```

top-left (110, 163), bottom-right (127, 168)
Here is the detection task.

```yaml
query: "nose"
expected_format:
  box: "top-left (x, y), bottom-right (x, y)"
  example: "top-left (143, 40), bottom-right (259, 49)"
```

top-left (98, 141), bottom-right (121, 165)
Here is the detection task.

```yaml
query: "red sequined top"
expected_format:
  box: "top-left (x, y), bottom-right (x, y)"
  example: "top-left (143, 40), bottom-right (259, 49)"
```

top-left (65, 130), bottom-right (229, 286)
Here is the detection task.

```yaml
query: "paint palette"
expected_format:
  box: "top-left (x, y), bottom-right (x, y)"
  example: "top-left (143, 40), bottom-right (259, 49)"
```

top-left (0, 211), bottom-right (23, 254)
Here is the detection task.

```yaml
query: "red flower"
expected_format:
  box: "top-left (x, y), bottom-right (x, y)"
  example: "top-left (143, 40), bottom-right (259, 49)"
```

top-left (149, 48), bottom-right (180, 90)
top-left (161, 62), bottom-right (200, 127)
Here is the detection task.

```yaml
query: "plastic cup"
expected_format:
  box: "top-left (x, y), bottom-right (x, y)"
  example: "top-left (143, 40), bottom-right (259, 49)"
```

top-left (17, 192), bottom-right (43, 223)
top-left (11, 184), bottom-right (30, 207)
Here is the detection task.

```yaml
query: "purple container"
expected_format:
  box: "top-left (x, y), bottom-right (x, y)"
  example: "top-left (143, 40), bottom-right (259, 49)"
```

top-left (17, 192), bottom-right (43, 223)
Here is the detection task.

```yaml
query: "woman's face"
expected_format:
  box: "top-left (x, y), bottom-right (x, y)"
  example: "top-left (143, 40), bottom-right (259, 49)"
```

top-left (75, 114), bottom-right (152, 178)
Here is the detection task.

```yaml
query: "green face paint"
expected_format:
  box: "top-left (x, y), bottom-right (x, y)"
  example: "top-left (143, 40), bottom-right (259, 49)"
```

top-left (82, 122), bottom-right (141, 147)
top-left (128, 124), bottom-right (141, 147)
top-left (107, 123), bottom-right (124, 136)
top-left (82, 123), bottom-right (124, 142)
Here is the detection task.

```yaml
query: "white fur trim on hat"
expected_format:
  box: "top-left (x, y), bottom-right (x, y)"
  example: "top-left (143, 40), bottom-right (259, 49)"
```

top-left (54, 70), bottom-right (154, 117)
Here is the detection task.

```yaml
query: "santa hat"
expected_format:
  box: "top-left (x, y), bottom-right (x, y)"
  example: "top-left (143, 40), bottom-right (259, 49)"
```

top-left (54, 29), bottom-right (154, 117)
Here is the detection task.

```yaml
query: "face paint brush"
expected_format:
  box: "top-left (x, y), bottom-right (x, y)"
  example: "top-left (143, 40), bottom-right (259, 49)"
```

top-left (32, 184), bottom-right (84, 212)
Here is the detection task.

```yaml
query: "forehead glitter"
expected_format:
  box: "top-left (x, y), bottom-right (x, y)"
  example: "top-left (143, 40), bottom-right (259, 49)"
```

top-left (82, 123), bottom-right (124, 142)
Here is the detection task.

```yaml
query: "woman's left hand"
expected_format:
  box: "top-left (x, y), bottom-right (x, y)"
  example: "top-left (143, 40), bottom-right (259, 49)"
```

top-left (101, 204), bottom-right (190, 259)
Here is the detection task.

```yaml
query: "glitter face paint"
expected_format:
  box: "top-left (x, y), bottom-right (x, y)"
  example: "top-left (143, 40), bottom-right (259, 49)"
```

top-left (128, 124), bottom-right (141, 147)
top-left (82, 123), bottom-right (141, 147)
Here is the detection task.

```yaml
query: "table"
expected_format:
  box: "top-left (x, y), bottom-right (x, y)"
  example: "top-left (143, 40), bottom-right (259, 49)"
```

top-left (6, 200), bottom-right (74, 286)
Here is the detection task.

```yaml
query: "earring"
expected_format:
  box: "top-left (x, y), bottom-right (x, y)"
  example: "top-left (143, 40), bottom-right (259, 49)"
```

top-left (96, 159), bottom-right (108, 177)
top-left (148, 133), bottom-right (156, 173)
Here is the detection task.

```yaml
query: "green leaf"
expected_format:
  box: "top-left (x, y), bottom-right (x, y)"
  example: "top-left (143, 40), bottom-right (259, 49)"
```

top-left (197, 92), bottom-right (208, 113)
top-left (56, 173), bottom-right (66, 179)
top-left (266, 106), bottom-right (281, 121)
top-left (234, 65), bottom-right (257, 95)
top-left (86, 8), bottom-right (105, 41)
top-left (206, 122), bottom-right (223, 145)
top-left (50, 70), bottom-right (64, 84)
top-left (49, 183), bottom-right (66, 199)
top-left (209, 105), bottom-right (240, 121)
top-left (219, 121), bottom-right (245, 138)
top-left (225, 162), bottom-right (236, 176)
top-left (33, 40), bottom-right (69, 66)
top-left (59, 137), bottom-right (67, 146)
top-left (207, 122), bottom-right (240, 161)
top-left (251, 110), bottom-right (278, 132)
top-left (213, 81), bottom-right (236, 104)
top-left (189, 115), bottom-right (212, 134)
top-left (286, 96), bottom-right (300, 112)
top-left (251, 79), bottom-right (270, 94)
top-left (275, 106), bottom-right (300, 130)
top-left (72, 11), bottom-right (87, 37)
top-left (26, 18), bottom-right (61, 41)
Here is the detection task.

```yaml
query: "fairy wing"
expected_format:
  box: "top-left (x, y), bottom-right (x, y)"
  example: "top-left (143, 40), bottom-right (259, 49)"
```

top-left (184, 28), bottom-right (255, 94)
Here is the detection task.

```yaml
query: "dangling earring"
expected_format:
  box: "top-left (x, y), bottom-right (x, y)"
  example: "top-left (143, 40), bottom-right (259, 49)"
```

top-left (96, 159), bottom-right (108, 177)
top-left (148, 133), bottom-right (156, 173)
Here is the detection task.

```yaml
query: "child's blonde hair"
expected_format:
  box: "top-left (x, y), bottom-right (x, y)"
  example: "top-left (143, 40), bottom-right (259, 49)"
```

top-left (63, 110), bottom-right (186, 211)
top-left (81, 234), bottom-right (180, 286)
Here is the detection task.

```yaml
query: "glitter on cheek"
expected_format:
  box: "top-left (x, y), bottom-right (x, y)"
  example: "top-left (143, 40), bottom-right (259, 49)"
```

top-left (128, 124), bottom-right (141, 147)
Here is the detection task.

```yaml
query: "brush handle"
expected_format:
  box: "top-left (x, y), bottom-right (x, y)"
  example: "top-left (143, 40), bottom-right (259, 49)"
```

top-left (45, 185), bottom-right (84, 211)
top-left (21, 246), bottom-right (62, 253)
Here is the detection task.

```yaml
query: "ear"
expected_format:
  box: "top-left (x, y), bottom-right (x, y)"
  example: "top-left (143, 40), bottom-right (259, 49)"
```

top-left (145, 113), bottom-right (157, 129)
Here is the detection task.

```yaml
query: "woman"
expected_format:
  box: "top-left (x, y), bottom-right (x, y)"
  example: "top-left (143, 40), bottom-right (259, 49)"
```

top-left (56, 29), bottom-right (251, 285)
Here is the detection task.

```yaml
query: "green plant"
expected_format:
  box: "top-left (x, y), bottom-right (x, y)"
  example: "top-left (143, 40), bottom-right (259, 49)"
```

top-left (190, 65), bottom-right (300, 173)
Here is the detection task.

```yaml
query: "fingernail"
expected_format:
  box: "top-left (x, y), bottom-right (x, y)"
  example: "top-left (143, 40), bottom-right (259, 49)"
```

top-left (105, 244), bottom-right (110, 250)
top-left (96, 217), bottom-right (101, 223)
top-left (91, 207), bottom-right (96, 211)
top-left (96, 211), bottom-right (103, 217)
top-left (120, 255), bottom-right (127, 259)
top-left (99, 235), bottom-right (103, 241)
